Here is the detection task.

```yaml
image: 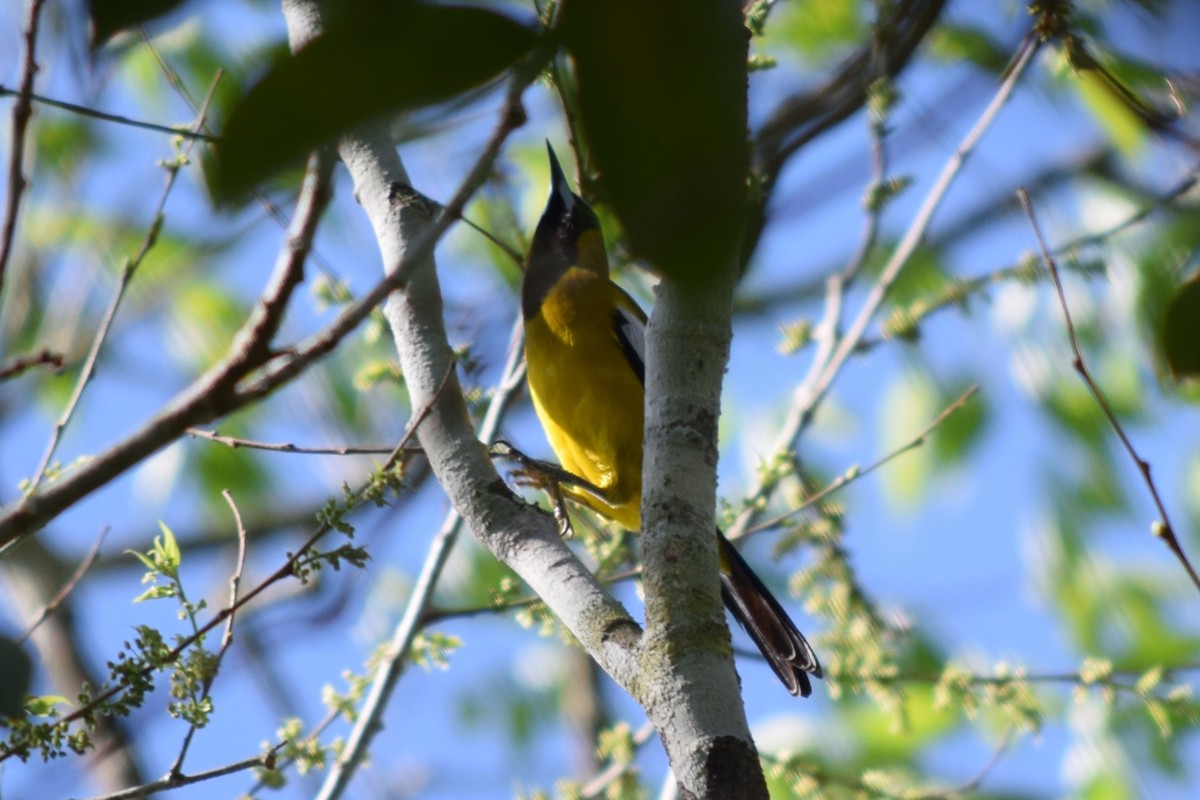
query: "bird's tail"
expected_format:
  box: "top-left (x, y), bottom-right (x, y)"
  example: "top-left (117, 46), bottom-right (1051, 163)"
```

top-left (717, 530), bottom-right (822, 697)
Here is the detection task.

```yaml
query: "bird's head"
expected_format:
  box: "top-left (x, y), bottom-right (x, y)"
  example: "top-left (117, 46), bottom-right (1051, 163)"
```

top-left (523, 143), bottom-right (609, 318)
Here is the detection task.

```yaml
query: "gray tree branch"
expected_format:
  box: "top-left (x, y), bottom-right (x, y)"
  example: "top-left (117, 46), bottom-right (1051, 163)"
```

top-left (279, 4), bottom-right (650, 798)
top-left (641, 272), bottom-right (766, 797)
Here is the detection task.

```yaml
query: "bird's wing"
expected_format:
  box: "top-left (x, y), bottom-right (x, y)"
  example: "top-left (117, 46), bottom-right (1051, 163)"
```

top-left (612, 286), bottom-right (647, 387)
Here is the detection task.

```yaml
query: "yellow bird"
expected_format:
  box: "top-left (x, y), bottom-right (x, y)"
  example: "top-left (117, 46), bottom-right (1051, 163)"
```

top-left (521, 145), bottom-right (822, 697)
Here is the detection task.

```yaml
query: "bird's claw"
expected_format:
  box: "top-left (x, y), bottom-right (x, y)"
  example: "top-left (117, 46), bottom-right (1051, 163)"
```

top-left (490, 439), bottom-right (577, 538)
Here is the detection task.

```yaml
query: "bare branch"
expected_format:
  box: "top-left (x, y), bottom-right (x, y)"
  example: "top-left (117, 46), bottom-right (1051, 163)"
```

top-left (317, 320), bottom-right (526, 800)
top-left (80, 751), bottom-right (278, 800)
top-left (0, 84), bottom-right (218, 142)
top-left (0, 147), bottom-right (335, 551)
top-left (727, 32), bottom-right (1040, 544)
top-left (16, 527), bottom-right (109, 645)
top-left (20, 73), bottom-right (224, 500)
top-left (754, 0), bottom-right (948, 180)
top-left (745, 384), bottom-right (980, 537)
top-left (0, 348), bottom-right (63, 380)
top-left (0, 0), bottom-right (49, 305)
top-left (1017, 187), bottom-right (1200, 595)
top-left (186, 427), bottom-right (410, 456)
top-left (800, 34), bottom-right (1039, 432)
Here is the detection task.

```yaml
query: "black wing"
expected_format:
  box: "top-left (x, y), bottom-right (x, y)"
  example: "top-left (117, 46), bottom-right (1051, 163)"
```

top-left (613, 303), bottom-right (646, 386)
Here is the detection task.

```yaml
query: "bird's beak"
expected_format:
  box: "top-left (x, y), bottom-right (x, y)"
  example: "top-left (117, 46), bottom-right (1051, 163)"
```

top-left (546, 141), bottom-right (575, 213)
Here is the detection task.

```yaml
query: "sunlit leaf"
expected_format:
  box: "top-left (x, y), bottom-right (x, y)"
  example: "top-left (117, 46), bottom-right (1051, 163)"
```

top-left (878, 370), bottom-right (937, 508)
top-left (767, 0), bottom-right (865, 62)
top-left (1074, 66), bottom-right (1147, 156)
top-left (23, 695), bottom-right (69, 717)
top-left (169, 282), bottom-right (246, 370)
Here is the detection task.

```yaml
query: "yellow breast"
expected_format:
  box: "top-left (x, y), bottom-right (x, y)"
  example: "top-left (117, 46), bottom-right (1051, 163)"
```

top-left (524, 268), bottom-right (645, 530)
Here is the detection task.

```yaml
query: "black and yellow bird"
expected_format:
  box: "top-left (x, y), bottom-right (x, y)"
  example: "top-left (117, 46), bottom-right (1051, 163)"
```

top-left (521, 145), bottom-right (822, 697)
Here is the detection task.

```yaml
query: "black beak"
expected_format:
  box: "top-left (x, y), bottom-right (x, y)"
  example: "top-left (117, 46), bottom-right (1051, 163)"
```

top-left (546, 141), bottom-right (575, 212)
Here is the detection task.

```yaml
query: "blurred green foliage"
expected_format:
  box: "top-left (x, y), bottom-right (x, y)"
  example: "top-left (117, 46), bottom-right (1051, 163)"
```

top-left (2, 0), bottom-right (1199, 797)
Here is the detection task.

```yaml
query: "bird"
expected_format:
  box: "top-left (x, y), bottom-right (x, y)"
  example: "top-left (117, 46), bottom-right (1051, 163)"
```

top-left (520, 143), bottom-right (822, 697)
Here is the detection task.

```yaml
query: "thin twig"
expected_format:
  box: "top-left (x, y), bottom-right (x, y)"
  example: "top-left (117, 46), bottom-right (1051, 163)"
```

top-left (794, 36), bottom-right (893, 414)
top-left (760, 722), bottom-right (1013, 799)
top-left (838, 660), bottom-right (1200, 693)
top-left (864, 163), bottom-right (1199, 342)
top-left (1069, 166), bottom-right (1200, 252)
top-left (1017, 187), bottom-right (1200, 595)
top-left (803, 33), bottom-right (1039, 432)
top-left (581, 721), bottom-right (655, 799)
top-left (746, 384), bottom-right (979, 536)
top-left (242, 706), bottom-right (342, 796)
top-left (939, 726), bottom-right (1015, 797)
top-left (16, 527), bottom-right (109, 645)
top-left (0, 365), bottom-right (446, 765)
top-left (726, 32), bottom-right (1039, 545)
top-left (418, 589), bottom-right (544, 626)
top-left (0, 84), bottom-right (218, 141)
top-left (734, 156), bottom-right (1194, 321)
top-left (0, 348), bottom-right (63, 380)
top-left (0, 146), bottom-right (334, 552)
top-left (315, 318), bottom-right (528, 800)
top-left (220, 490), bottom-right (249, 654)
top-left (79, 751), bottom-right (281, 800)
top-left (135, 30), bottom-right (341, 278)
top-left (0, 0), bottom-right (49, 308)
top-left (186, 427), bottom-right (413, 456)
top-left (386, 181), bottom-right (525, 267)
top-left (20, 73), bottom-right (223, 500)
top-left (227, 47), bottom-right (536, 404)
top-left (165, 489), bottom-right (252, 779)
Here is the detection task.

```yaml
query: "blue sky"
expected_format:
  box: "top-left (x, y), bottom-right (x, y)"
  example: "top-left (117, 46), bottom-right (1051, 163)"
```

top-left (2, 1), bottom-right (1198, 798)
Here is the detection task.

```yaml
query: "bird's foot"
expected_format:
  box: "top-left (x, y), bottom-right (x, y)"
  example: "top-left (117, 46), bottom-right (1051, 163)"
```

top-left (490, 440), bottom-right (598, 539)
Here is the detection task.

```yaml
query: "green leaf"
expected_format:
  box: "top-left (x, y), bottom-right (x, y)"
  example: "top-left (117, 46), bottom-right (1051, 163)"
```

top-left (133, 585), bottom-right (177, 603)
top-left (88, 0), bottom-right (191, 49)
top-left (211, 0), bottom-right (537, 202)
top-left (564, 0), bottom-right (748, 287)
top-left (878, 370), bottom-right (937, 508)
top-left (354, 359), bottom-right (404, 391)
top-left (157, 520), bottom-right (181, 574)
top-left (1162, 272), bottom-right (1200, 379)
top-left (24, 695), bottom-right (68, 717)
top-left (877, 245), bottom-right (948, 309)
top-left (767, 0), bottom-right (865, 62)
top-left (929, 23), bottom-right (1008, 72)
top-left (169, 282), bottom-right (247, 370)
top-left (126, 549), bottom-right (159, 573)
top-left (930, 382), bottom-right (986, 464)
top-left (189, 419), bottom-right (271, 515)
top-left (1075, 67), bottom-right (1146, 156)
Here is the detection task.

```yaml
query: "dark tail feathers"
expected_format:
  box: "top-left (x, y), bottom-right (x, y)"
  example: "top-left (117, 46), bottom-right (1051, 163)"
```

top-left (718, 531), bottom-right (822, 697)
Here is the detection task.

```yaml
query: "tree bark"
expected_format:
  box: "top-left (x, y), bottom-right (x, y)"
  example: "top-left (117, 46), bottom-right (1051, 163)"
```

top-left (280, 3), bottom-right (765, 795)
